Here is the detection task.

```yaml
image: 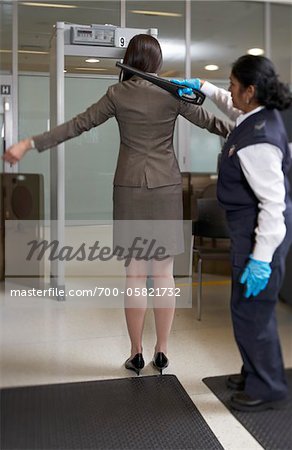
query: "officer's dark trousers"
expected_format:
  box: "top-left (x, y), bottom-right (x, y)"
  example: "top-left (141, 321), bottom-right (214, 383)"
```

top-left (227, 210), bottom-right (292, 401)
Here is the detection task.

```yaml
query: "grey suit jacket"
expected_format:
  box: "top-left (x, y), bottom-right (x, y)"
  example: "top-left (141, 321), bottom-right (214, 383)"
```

top-left (33, 76), bottom-right (232, 188)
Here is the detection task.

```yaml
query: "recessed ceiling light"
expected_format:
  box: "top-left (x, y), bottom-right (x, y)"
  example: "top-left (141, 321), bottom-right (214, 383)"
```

top-left (74, 67), bottom-right (107, 71)
top-left (20, 2), bottom-right (77, 8)
top-left (130, 10), bottom-right (182, 17)
top-left (247, 48), bottom-right (264, 56)
top-left (85, 58), bottom-right (100, 63)
top-left (0, 49), bottom-right (48, 54)
top-left (205, 64), bottom-right (219, 71)
top-left (19, 50), bottom-right (48, 55)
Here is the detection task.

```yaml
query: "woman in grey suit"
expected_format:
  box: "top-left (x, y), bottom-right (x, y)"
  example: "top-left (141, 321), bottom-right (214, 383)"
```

top-left (3, 34), bottom-right (231, 375)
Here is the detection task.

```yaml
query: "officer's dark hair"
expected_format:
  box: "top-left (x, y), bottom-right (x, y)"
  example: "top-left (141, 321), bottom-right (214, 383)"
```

top-left (119, 34), bottom-right (162, 82)
top-left (231, 54), bottom-right (292, 110)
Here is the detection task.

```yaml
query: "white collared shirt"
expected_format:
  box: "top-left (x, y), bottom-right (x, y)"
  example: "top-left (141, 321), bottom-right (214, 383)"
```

top-left (201, 81), bottom-right (286, 262)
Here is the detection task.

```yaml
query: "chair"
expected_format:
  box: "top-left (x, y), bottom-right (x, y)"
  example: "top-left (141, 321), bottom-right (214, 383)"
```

top-left (193, 187), bottom-right (231, 320)
top-left (181, 172), bottom-right (192, 220)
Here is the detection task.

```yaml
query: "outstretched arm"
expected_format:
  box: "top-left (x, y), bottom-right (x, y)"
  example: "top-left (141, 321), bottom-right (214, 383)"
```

top-left (172, 78), bottom-right (242, 122)
top-left (2, 89), bottom-right (116, 164)
top-left (178, 101), bottom-right (233, 138)
top-left (201, 81), bottom-right (242, 122)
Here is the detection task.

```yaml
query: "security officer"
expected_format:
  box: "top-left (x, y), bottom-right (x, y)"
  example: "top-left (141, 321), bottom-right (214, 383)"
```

top-left (174, 55), bottom-right (292, 411)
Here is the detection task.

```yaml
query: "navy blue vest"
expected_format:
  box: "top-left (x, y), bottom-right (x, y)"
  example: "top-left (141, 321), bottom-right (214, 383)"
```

top-left (217, 108), bottom-right (292, 218)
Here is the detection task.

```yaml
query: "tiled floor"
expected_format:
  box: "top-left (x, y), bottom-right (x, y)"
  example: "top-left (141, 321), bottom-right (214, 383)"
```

top-left (1, 275), bottom-right (291, 449)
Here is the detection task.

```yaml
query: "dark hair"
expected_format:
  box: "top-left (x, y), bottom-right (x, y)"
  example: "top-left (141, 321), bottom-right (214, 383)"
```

top-left (119, 34), bottom-right (162, 82)
top-left (231, 54), bottom-right (292, 110)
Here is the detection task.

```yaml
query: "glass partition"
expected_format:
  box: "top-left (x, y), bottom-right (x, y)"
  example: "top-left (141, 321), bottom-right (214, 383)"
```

top-left (126, 0), bottom-right (185, 78)
top-left (64, 75), bottom-right (119, 220)
top-left (0, 1), bottom-right (12, 73)
top-left (18, 74), bottom-right (120, 220)
top-left (271, 3), bottom-right (292, 84)
top-left (191, 1), bottom-right (264, 80)
top-left (18, 75), bottom-right (50, 217)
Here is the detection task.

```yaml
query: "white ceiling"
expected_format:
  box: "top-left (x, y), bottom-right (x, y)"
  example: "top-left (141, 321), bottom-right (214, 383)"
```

top-left (0, 0), bottom-right (291, 81)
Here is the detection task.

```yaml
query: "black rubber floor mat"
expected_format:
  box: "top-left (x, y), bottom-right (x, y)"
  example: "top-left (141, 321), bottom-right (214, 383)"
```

top-left (203, 368), bottom-right (292, 450)
top-left (1, 374), bottom-right (223, 449)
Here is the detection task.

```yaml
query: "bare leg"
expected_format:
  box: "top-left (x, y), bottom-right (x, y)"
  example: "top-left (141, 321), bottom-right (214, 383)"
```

top-left (152, 257), bottom-right (176, 355)
top-left (124, 259), bottom-right (148, 357)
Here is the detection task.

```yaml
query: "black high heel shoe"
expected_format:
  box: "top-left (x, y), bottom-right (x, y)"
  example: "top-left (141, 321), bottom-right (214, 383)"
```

top-left (152, 352), bottom-right (169, 375)
top-left (125, 353), bottom-right (145, 376)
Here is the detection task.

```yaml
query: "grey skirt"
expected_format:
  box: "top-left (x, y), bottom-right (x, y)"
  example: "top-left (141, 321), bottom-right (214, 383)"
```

top-left (113, 184), bottom-right (184, 257)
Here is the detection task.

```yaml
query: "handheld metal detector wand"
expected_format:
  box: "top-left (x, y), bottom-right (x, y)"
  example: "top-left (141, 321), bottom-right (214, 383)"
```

top-left (116, 62), bottom-right (205, 106)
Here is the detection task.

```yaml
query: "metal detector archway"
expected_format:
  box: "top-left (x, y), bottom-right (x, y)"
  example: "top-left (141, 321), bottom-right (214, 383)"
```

top-left (49, 23), bottom-right (158, 300)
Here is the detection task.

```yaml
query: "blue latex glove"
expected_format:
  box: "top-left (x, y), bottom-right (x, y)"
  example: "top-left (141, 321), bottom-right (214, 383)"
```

top-left (240, 256), bottom-right (272, 298)
top-left (171, 78), bottom-right (201, 97)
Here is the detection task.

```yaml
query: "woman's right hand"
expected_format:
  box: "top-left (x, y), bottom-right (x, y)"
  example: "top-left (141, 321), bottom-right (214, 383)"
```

top-left (2, 138), bottom-right (33, 165)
